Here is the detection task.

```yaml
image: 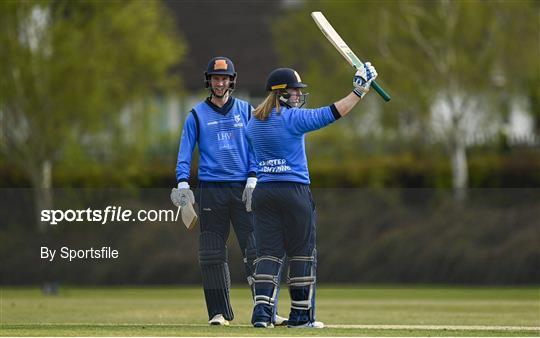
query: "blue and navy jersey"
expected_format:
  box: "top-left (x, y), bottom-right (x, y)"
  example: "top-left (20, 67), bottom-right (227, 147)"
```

top-left (176, 97), bottom-right (257, 182)
top-left (246, 104), bottom-right (340, 184)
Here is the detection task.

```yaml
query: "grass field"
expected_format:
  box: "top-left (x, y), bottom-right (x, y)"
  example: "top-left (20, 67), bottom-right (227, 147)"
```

top-left (1, 285), bottom-right (539, 336)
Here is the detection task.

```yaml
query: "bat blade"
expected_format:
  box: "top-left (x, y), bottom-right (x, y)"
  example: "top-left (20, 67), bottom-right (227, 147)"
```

top-left (181, 203), bottom-right (198, 230)
top-left (311, 11), bottom-right (359, 68)
top-left (311, 11), bottom-right (391, 102)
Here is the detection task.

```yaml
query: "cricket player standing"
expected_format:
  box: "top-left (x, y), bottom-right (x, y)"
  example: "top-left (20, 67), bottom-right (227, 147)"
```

top-left (246, 64), bottom-right (377, 328)
top-left (171, 56), bottom-right (286, 326)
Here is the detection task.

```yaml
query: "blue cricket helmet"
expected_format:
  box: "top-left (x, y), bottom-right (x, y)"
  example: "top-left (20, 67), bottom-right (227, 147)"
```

top-left (204, 56), bottom-right (236, 89)
top-left (265, 68), bottom-right (308, 91)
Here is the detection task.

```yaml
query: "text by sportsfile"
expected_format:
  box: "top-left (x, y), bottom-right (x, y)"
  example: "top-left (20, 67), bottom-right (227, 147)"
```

top-left (41, 246), bottom-right (119, 262)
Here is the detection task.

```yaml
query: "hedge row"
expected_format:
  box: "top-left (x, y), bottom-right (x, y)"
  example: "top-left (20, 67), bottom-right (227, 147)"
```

top-left (2, 150), bottom-right (539, 188)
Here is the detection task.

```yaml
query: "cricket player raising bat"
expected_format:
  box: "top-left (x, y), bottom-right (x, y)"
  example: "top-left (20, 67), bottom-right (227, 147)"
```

top-left (171, 56), bottom-right (286, 326)
top-left (246, 63), bottom-right (377, 328)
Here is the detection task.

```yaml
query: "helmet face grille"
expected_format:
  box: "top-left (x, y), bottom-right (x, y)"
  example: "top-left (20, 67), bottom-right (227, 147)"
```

top-left (278, 90), bottom-right (309, 108)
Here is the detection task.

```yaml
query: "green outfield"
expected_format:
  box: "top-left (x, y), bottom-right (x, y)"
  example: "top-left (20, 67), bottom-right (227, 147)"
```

top-left (1, 286), bottom-right (539, 336)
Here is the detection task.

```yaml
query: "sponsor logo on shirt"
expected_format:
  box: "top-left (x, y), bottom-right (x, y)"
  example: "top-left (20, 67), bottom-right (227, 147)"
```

top-left (259, 158), bottom-right (292, 173)
top-left (217, 131), bottom-right (234, 141)
top-left (217, 131), bottom-right (236, 150)
top-left (207, 121), bottom-right (218, 126)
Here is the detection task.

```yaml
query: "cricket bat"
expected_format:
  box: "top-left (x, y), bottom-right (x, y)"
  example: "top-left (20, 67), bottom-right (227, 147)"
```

top-left (311, 11), bottom-right (391, 102)
top-left (181, 202), bottom-right (198, 230)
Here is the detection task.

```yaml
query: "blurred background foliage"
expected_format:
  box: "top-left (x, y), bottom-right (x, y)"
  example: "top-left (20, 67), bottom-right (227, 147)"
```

top-left (0, 0), bottom-right (538, 285)
top-left (273, 0), bottom-right (539, 198)
top-left (0, 0), bottom-right (538, 191)
top-left (0, 0), bottom-right (185, 190)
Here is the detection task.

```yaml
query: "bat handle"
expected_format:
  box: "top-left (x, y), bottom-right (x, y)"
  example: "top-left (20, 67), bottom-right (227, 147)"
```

top-left (371, 80), bottom-right (391, 102)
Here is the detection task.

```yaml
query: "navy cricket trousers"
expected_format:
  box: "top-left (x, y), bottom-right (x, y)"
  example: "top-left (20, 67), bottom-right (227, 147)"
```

top-left (251, 182), bottom-right (316, 261)
top-left (197, 181), bottom-right (253, 252)
top-left (250, 181), bottom-right (318, 325)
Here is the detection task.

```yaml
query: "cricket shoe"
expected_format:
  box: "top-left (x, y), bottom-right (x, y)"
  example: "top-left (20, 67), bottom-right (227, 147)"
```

top-left (274, 314), bottom-right (288, 326)
top-left (209, 314), bottom-right (229, 326)
top-left (253, 321), bottom-right (274, 328)
top-left (288, 320), bottom-right (325, 328)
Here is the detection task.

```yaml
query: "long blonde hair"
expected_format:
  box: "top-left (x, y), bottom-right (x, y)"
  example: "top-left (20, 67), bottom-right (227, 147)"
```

top-left (253, 91), bottom-right (281, 121)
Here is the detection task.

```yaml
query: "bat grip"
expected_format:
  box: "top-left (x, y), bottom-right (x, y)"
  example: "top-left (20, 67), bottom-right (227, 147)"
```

top-left (371, 81), bottom-right (391, 102)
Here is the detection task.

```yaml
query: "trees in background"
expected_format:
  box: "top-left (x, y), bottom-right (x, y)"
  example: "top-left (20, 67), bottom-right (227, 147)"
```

top-left (0, 1), bottom-right (538, 197)
top-left (273, 0), bottom-right (538, 199)
top-left (0, 0), bottom-right (185, 228)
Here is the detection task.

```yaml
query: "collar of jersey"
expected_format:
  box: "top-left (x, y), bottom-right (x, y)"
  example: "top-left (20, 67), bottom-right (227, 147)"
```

top-left (205, 97), bottom-right (235, 116)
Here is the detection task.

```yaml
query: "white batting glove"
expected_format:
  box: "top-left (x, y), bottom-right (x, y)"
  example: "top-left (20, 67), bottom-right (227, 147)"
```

top-left (353, 62), bottom-right (378, 98)
top-left (170, 182), bottom-right (195, 207)
top-left (242, 177), bottom-right (257, 212)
